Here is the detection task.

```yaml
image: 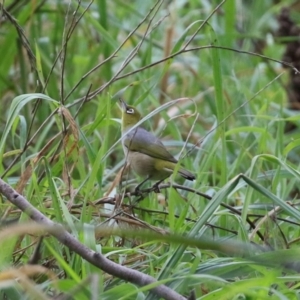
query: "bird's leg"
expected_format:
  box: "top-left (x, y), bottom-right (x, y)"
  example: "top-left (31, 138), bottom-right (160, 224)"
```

top-left (134, 176), bottom-right (150, 194)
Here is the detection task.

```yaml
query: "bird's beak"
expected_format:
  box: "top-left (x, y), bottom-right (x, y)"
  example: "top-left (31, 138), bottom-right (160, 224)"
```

top-left (118, 98), bottom-right (128, 111)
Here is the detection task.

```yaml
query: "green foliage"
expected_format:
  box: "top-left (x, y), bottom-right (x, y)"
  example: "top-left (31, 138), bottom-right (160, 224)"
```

top-left (1, 0), bottom-right (300, 299)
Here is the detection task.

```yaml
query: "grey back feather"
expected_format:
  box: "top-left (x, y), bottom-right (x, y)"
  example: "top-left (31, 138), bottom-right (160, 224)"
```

top-left (123, 127), bottom-right (177, 163)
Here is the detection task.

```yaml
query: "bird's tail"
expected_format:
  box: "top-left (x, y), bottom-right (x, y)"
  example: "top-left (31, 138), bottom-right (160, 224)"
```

top-left (179, 168), bottom-right (195, 181)
top-left (161, 161), bottom-right (195, 181)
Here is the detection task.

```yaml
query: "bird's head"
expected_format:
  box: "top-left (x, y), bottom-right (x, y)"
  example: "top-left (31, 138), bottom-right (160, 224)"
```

top-left (119, 98), bottom-right (142, 130)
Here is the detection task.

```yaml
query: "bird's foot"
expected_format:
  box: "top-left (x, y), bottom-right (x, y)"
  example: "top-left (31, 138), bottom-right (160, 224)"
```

top-left (134, 186), bottom-right (145, 196)
top-left (151, 178), bottom-right (167, 193)
top-left (151, 183), bottom-right (161, 193)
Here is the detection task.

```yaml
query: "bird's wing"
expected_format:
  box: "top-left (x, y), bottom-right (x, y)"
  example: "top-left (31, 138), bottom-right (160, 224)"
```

top-left (123, 127), bottom-right (177, 163)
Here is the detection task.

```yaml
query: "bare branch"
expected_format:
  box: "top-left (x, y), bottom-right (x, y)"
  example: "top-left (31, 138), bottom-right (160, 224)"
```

top-left (0, 177), bottom-right (186, 300)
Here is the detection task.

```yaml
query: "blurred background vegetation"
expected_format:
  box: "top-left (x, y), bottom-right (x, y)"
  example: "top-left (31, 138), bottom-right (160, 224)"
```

top-left (2, 0), bottom-right (300, 299)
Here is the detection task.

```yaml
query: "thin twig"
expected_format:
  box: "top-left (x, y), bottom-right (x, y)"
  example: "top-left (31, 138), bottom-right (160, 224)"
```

top-left (0, 4), bottom-right (36, 69)
top-left (182, 0), bottom-right (226, 50)
top-left (113, 45), bottom-right (298, 82)
top-left (64, 0), bottom-right (164, 103)
top-left (68, 44), bottom-right (298, 109)
top-left (127, 182), bottom-right (266, 242)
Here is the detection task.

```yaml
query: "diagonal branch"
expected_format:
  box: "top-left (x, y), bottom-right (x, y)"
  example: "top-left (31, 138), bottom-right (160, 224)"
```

top-left (0, 177), bottom-right (186, 300)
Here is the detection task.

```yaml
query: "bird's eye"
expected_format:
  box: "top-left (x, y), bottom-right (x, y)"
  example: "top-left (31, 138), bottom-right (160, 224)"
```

top-left (127, 108), bottom-right (134, 114)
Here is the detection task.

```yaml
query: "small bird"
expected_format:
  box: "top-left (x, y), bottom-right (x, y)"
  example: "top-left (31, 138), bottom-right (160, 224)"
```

top-left (119, 98), bottom-right (195, 190)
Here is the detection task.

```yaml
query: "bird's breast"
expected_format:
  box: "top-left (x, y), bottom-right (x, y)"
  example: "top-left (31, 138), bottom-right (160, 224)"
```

top-left (126, 151), bottom-right (172, 180)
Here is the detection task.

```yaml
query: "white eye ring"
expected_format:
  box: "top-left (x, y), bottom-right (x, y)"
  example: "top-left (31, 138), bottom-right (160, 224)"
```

top-left (127, 108), bottom-right (134, 114)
